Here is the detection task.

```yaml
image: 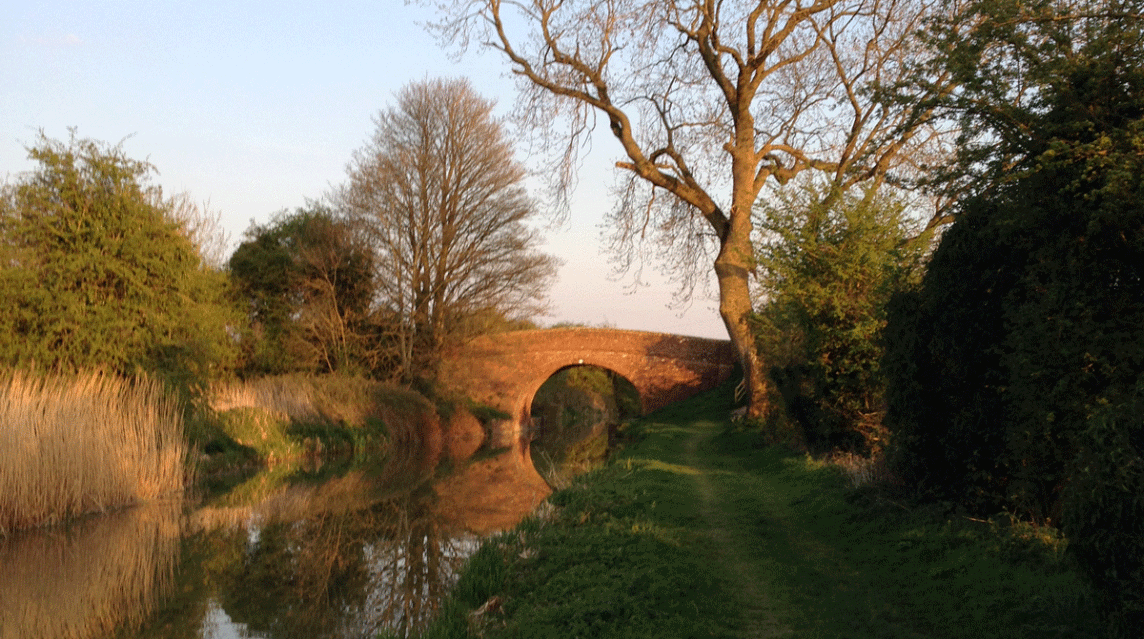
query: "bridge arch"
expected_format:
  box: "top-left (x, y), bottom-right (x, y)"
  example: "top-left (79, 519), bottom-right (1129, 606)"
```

top-left (438, 328), bottom-right (736, 446)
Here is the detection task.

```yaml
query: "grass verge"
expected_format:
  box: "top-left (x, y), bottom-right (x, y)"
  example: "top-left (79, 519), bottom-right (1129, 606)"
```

top-left (416, 386), bottom-right (1104, 639)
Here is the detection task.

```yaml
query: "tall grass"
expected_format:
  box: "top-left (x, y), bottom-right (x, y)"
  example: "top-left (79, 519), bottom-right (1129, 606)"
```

top-left (0, 371), bottom-right (188, 533)
top-left (210, 374), bottom-right (388, 425)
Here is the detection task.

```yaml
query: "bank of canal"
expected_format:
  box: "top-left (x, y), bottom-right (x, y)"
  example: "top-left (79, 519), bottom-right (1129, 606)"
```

top-left (420, 386), bottom-right (1105, 639)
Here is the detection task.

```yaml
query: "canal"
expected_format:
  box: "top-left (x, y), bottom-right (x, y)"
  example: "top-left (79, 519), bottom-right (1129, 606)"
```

top-left (0, 436), bottom-right (549, 639)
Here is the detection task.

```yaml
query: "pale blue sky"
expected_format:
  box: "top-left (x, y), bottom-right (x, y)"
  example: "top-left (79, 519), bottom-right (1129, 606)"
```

top-left (1, 0), bottom-right (725, 339)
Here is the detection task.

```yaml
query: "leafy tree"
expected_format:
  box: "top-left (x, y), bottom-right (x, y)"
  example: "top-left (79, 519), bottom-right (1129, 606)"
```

top-left (753, 181), bottom-right (930, 453)
top-left (0, 132), bottom-right (238, 384)
top-left (229, 205), bottom-right (380, 376)
top-left (882, 1), bottom-right (1144, 629)
top-left (428, 0), bottom-right (954, 418)
top-left (334, 78), bottom-right (559, 382)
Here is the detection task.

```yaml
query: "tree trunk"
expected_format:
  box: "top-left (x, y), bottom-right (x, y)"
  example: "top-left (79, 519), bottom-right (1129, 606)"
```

top-left (718, 147), bottom-right (773, 420)
top-left (713, 237), bottom-right (768, 422)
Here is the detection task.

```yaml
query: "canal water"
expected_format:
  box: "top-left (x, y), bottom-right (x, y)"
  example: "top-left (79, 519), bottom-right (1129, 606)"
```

top-left (0, 438), bottom-right (550, 639)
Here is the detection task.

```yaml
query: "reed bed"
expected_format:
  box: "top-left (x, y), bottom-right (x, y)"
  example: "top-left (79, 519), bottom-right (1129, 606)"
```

top-left (0, 371), bottom-right (188, 533)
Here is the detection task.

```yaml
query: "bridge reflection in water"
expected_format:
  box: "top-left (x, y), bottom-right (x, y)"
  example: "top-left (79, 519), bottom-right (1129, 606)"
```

top-left (0, 423), bottom-right (549, 639)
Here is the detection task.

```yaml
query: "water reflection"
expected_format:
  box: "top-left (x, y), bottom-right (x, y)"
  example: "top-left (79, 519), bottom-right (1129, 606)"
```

top-left (0, 439), bottom-right (549, 639)
top-left (188, 484), bottom-right (479, 639)
top-left (0, 501), bottom-right (182, 639)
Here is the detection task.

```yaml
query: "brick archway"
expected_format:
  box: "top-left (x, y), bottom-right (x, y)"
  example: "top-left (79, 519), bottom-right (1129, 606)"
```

top-left (438, 328), bottom-right (736, 445)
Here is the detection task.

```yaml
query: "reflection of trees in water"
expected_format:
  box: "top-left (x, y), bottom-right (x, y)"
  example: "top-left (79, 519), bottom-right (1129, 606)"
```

top-left (214, 484), bottom-right (478, 639)
top-left (0, 501), bottom-right (182, 639)
top-left (358, 496), bottom-right (479, 637)
top-left (531, 366), bottom-right (640, 482)
top-left (0, 438), bottom-right (505, 639)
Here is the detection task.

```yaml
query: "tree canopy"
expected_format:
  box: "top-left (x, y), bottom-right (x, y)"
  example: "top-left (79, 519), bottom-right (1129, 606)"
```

top-left (0, 132), bottom-right (237, 383)
top-left (229, 205), bottom-right (378, 376)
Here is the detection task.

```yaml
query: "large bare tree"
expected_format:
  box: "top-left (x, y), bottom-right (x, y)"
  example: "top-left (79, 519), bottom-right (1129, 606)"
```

top-left (336, 78), bottom-right (559, 380)
top-left (430, 0), bottom-right (949, 416)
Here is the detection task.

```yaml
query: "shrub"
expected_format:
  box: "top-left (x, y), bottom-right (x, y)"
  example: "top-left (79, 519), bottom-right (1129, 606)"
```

top-left (1061, 382), bottom-right (1144, 633)
top-left (752, 181), bottom-right (930, 453)
top-left (0, 132), bottom-right (239, 389)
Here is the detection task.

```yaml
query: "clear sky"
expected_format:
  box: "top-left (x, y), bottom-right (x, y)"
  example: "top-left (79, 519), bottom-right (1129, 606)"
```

top-left (0, 0), bottom-right (726, 339)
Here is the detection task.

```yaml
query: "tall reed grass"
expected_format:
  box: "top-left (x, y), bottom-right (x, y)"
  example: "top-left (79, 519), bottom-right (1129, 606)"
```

top-left (0, 371), bottom-right (188, 533)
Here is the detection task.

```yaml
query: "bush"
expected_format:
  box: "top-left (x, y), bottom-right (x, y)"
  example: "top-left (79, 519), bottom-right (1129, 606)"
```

top-left (882, 200), bottom-right (1017, 512)
top-left (752, 181), bottom-right (930, 453)
top-left (881, 2), bottom-right (1144, 632)
top-left (0, 132), bottom-right (239, 388)
top-left (1061, 381), bottom-right (1144, 633)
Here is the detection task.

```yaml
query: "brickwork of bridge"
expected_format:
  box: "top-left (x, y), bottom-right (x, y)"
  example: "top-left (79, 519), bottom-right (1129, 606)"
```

top-left (438, 328), bottom-right (737, 445)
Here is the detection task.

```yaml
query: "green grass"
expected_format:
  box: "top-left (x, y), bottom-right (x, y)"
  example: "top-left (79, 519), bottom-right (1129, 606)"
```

top-left (416, 385), bottom-right (1105, 638)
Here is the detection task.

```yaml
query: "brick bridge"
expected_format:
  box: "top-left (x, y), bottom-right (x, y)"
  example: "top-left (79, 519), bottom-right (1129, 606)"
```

top-left (438, 328), bottom-right (737, 445)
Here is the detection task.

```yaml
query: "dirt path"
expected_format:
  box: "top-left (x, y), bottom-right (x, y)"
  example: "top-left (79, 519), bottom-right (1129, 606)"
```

top-left (684, 429), bottom-right (792, 638)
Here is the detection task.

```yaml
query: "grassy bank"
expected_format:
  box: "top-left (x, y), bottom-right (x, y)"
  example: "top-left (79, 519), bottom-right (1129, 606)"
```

top-left (418, 387), bottom-right (1104, 638)
top-left (191, 374), bottom-right (433, 476)
top-left (0, 371), bottom-right (187, 533)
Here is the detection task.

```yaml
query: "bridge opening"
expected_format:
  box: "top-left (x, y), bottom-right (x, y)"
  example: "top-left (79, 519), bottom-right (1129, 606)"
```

top-left (528, 365), bottom-right (640, 487)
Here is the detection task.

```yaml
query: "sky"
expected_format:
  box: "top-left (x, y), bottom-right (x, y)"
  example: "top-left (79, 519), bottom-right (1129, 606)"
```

top-left (0, 0), bottom-right (727, 340)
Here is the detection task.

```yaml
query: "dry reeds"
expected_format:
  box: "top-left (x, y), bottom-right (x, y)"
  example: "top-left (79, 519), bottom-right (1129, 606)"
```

top-left (828, 450), bottom-right (892, 488)
top-left (209, 374), bottom-right (376, 424)
top-left (0, 370), bottom-right (188, 533)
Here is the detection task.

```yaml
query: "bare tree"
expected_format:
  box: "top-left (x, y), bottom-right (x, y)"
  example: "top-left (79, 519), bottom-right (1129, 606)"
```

top-left (165, 191), bottom-right (231, 269)
top-left (336, 78), bottom-right (559, 380)
top-left (430, 0), bottom-right (951, 417)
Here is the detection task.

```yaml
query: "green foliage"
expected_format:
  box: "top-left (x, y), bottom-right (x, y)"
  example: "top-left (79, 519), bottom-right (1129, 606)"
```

top-left (751, 181), bottom-right (930, 453)
top-left (909, 0), bottom-right (1144, 201)
top-left (884, 2), bottom-right (1144, 630)
top-left (228, 204), bottom-right (381, 377)
top-left (1061, 381), bottom-right (1144, 633)
top-left (886, 169), bottom-right (1144, 515)
top-left (0, 132), bottom-right (239, 387)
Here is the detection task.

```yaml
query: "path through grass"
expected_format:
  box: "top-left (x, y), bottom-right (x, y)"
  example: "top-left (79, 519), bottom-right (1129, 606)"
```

top-left (418, 388), bottom-right (1104, 638)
